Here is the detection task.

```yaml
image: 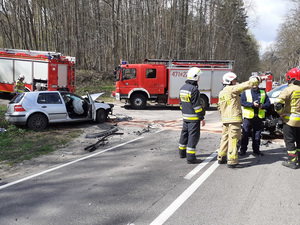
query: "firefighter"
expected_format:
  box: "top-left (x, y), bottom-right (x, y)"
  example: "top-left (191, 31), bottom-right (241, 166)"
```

top-left (14, 74), bottom-right (25, 94)
top-left (274, 67), bottom-right (300, 169)
top-left (178, 67), bottom-right (206, 164)
top-left (217, 72), bottom-right (268, 168)
top-left (240, 75), bottom-right (271, 157)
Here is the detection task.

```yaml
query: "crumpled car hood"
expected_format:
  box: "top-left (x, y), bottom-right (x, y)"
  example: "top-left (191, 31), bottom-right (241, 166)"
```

top-left (82, 92), bottom-right (104, 101)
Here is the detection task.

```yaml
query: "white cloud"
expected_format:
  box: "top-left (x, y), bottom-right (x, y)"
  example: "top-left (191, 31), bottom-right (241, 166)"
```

top-left (244, 0), bottom-right (293, 54)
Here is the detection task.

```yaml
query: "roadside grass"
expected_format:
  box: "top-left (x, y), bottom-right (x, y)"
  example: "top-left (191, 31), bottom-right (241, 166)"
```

top-left (0, 104), bottom-right (82, 166)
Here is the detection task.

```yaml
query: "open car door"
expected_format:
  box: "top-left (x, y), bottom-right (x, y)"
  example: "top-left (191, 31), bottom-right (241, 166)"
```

top-left (87, 92), bottom-right (96, 121)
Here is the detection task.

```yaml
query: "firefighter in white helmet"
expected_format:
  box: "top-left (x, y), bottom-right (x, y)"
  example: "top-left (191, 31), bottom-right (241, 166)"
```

top-left (274, 67), bottom-right (300, 169)
top-left (178, 67), bottom-right (206, 164)
top-left (217, 72), bottom-right (268, 168)
top-left (14, 74), bottom-right (25, 94)
top-left (239, 75), bottom-right (271, 157)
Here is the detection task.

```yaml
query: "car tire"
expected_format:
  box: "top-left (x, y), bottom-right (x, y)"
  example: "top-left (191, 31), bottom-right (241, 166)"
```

top-left (96, 109), bottom-right (107, 123)
top-left (27, 113), bottom-right (48, 131)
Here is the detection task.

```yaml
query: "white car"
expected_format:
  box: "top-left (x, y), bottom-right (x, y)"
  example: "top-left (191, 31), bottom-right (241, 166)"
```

top-left (5, 91), bottom-right (114, 130)
top-left (267, 83), bottom-right (288, 104)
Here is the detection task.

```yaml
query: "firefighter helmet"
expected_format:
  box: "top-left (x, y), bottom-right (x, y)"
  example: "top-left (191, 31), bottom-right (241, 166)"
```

top-left (18, 74), bottom-right (25, 80)
top-left (222, 72), bottom-right (237, 85)
top-left (187, 67), bottom-right (202, 81)
top-left (286, 67), bottom-right (300, 82)
top-left (249, 74), bottom-right (259, 80)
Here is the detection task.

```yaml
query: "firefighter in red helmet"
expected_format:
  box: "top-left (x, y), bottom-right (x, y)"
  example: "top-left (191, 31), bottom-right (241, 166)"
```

top-left (274, 67), bottom-right (300, 169)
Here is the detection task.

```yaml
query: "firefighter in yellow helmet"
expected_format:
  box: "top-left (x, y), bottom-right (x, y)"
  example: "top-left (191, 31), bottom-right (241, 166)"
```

top-left (217, 72), bottom-right (268, 168)
top-left (178, 67), bottom-right (206, 164)
top-left (274, 67), bottom-right (300, 169)
top-left (14, 74), bottom-right (26, 94)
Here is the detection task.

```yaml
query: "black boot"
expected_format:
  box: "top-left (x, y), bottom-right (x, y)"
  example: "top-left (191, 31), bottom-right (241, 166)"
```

top-left (282, 152), bottom-right (298, 169)
top-left (187, 158), bottom-right (202, 164)
top-left (282, 161), bottom-right (297, 169)
top-left (187, 153), bottom-right (201, 164)
top-left (179, 149), bottom-right (186, 158)
top-left (217, 155), bottom-right (227, 164)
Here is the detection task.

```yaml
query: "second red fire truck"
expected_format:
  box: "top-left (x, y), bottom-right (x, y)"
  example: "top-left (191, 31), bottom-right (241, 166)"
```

top-left (113, 59), bottom-right (235, 109)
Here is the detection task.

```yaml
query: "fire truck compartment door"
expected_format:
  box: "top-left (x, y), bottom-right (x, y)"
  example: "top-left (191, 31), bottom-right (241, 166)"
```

top-left (14, 60), bottom-right (33, 84)
top-left (33, 62), bottom-right (48, 81)
top-left (0, 58), bottom-right (14, 83)
top-left (58, 64), bottom-right (68, 87)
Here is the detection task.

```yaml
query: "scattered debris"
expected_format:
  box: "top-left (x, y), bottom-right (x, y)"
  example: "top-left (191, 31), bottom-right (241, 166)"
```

top-left (84, 127), bottom-right (123, 152)
top-left (0, 128), bottom-right (6, 133)
top-left (261, 140), bottom-right (272, 147)
top-left (134, 124), bottom-right (154, 136)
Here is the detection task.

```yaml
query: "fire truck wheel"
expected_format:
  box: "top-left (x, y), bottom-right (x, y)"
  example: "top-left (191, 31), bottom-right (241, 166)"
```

top-left (130, 94), bottom-right (146, 110)
top-left (27, 113), bottom-right (48, 130)
top-left (96, 109), bottom-right (107, 123)
top-left (200, 95), bottom-right (209, 109)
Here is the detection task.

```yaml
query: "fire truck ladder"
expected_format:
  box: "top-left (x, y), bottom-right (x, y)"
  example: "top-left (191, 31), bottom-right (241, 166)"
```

top-left (0, 48), bottom-right (61, 58)
top-left (143, 58), bottom-right (234, 68)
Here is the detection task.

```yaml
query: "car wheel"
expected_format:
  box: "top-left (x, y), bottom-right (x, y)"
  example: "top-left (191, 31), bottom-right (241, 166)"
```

top-left (27, 113), bottom-right (48, 130)
top-left (96, 109), bottom-right (107, 123)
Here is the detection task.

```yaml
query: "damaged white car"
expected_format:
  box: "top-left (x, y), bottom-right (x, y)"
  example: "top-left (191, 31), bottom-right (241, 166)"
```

top-left (5, 91), bottom-right (113, 130)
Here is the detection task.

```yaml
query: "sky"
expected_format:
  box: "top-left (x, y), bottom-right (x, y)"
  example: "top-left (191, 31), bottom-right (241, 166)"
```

top-left (244, 0), bottom-right (293, 55)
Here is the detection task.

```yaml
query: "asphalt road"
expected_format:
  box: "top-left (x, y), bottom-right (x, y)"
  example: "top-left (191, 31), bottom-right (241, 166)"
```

top-left (0, 103), bottom-right (299, 225)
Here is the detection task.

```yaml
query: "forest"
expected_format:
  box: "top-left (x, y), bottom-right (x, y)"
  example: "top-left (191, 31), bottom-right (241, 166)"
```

top-left (0, 0), bottom-right (298, 82)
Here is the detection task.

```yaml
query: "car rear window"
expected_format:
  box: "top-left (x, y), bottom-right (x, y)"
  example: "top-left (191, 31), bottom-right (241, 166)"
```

top-left (37, 93), bottom-right (62, 104)
top-left (9, 93), bottom-right (25, 104)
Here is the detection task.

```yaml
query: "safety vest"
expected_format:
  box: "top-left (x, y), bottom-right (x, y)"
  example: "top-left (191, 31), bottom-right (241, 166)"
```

top-left (242, 89), bottom-right (266, 119)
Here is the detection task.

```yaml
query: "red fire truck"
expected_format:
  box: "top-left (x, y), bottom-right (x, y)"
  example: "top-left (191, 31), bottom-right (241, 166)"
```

top-left (0, 48), bottom-right (75, 93)
top-left (252, 72), bottom-right (273, 92)
top-left (113, 59), bottom-right (234, 109)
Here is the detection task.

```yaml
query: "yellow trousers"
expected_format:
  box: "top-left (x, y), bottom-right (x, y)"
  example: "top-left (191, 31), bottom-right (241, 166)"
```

top-left (218, 123), bottom-right (241, 165)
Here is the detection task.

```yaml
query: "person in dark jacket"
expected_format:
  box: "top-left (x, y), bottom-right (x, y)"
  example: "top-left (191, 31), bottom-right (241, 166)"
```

top-left (240, 75), bottom-right (271, 157)
top-left (178, 67), bottom-right (205, 164)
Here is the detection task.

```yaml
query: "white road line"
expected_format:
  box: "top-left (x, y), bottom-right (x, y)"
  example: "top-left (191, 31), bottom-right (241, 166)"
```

top-left (184, 150), bottom-right (218, 180)
top-left (150, 161), bottom-right (220, 225)
top-left (0, 136), bottom-right (144, 190)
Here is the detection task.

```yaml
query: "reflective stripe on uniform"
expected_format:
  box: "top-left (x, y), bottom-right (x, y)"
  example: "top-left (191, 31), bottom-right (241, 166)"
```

top-left (179, 144), bottom-right (186, 150)
top-left (187, 150), bottom-right (195, 154)
top-left (182, 113), bottom-right (200, 121)
top-left (180, 90), bottom-right (191, 102)
top-left (284, 114), bottom-right (300, 121)
top-left (194, 106), bottom-right (203, 113)
top-left (291, 90), bottom-right (300, 113)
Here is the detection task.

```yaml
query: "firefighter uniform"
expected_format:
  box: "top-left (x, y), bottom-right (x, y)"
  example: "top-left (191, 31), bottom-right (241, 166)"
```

top-left (179, 80), bottom-right (205, 163)
top-left (240, 88), bottom-right (270, 156)
top-left (15, 75), bottom-right (25, 94)
top-left (218, 76), bottom-right (262, 167)
top-left (274, 81), bottom-right (300, 169)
